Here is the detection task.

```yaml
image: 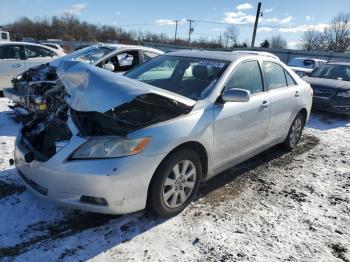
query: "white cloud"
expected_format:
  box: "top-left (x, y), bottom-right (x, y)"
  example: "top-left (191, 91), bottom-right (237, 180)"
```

top-left (278, 23), bottom-right (328, 33)
top-left (264, 8), bottom-right (273, 13)
top-left (236, 3), bottom-right (254, 11)
top-left (257, 27), bottom-right (273, 33)
top-left (155, 18), bottom-right (186, 26)
top-left (63, 3), bottom-right (86, 16)
top-left (115, 11), bottom-right (121, 15)
top-left (281, 16), bottom-right (293, 23)
top-left (288, 41), bottom-right (302, 49)
top-left (211, 28), bottom-right (226, 32)
top-left (264, 16), bottom-right (293, 24)
top-left (306, 15), bottom-right (312, 21)
top-left (222, 11), bottom-right (255, 24)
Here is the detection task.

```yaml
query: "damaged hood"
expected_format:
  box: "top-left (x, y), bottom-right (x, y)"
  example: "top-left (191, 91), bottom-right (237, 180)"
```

top-left (57, 61), bottom-right (196, 112)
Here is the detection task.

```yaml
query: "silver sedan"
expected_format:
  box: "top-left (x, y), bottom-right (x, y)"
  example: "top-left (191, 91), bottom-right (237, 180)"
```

top-left (14, 50), bottom-right (312, 217)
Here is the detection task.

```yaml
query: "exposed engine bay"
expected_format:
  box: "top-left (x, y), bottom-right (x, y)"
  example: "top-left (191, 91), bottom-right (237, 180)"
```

top-left (20, 93), bottom-right (192, 161)
top-left (10, 63), bottom-right (64, 115)
top-left (20, 111), bottom-right (71, 162)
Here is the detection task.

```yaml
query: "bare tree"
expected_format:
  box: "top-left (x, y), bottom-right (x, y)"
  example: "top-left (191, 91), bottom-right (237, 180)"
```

top-left (224, 25), bottom-right (239, 48)
top-left (302, 30), bottom-right (323, 51)
top-left (269, 35), bottom-right (287, 49)
top-left (322, 12), bottom-right (350, 52)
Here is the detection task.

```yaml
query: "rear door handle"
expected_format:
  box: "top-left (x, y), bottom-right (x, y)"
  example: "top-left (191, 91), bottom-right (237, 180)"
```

top-left (12, 64), bottom-right (21, 68)
top-left (262, 101), bottom-right (269, 108)
top-left (295, 91), bottom-right (300, 97)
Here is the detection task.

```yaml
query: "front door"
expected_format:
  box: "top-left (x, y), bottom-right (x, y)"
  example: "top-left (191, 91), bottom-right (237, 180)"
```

top-left (213, 60), bottom-right (270, 172)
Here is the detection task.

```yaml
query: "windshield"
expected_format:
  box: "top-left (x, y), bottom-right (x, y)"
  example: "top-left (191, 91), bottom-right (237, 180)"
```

top-left (71, 45), bottom-right (114, 64)
top-left (309, 64), bottom-right (350, 81)
top-left (125, 55), bottom-right (230, 100)
top-left (288, 58), bottom-right (315, 69)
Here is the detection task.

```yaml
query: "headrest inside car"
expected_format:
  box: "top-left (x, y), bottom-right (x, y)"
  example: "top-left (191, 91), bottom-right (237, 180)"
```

top-left (192, 65), bottom-right (209, 80)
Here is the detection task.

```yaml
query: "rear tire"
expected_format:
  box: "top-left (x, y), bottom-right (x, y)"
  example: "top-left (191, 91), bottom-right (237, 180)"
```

top-left (282, 112), bottom-right (305, 150)
top-left (148, 149), bottom-right (202, 217)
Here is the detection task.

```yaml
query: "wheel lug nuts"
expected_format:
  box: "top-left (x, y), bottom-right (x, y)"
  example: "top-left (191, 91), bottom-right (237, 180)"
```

top-left (182, 179), bottom-right (185, 183)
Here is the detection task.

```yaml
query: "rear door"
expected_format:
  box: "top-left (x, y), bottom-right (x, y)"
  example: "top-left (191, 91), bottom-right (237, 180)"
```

top-left (24, 45), bottom-right (57, 70)
top-left (213, 60), bottom-right (271, 172)
top-left (0, 44), bottom-right (25, 89)
top-left (262, 61), bottom-right (300, 141)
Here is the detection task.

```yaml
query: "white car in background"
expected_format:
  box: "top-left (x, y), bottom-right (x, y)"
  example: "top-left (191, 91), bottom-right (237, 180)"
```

top-left (287, 57), bottom-right (327, 77)
top-left (0, 42), bottom-right (65, 90)
top-left (40, 43), bottom-right (65, 54)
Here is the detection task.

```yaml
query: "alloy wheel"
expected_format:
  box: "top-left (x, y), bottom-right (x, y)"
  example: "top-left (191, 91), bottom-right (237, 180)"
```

top-left (289, 118), bottom-right (302, 146)
top-left (162, 160), bottom-right (197, 208)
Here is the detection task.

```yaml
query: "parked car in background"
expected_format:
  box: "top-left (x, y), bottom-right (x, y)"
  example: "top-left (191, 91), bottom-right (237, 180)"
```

top-left (303, 62), bottom-right (350, 115)
top-left (13, 51), bottom-right (312, 217)
top-left (3, 44), bottom-right (163, 113)
top-left (288, 57), bottom-right (327, 77)
top-left (0, 42), bottom-right (65, 90)
top-left (40, 42), bottom-right (65, 53)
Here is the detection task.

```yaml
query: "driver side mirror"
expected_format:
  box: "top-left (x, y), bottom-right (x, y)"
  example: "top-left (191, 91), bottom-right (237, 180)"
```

top-left (221, 88), bottom-right (250, 103)
top-left (103, 62), bottom-right (115, 72)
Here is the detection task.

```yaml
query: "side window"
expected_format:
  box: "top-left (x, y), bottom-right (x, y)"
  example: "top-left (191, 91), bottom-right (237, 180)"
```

top-left (103, 50), bottom-right (140, 72)
top-left (285, 71), bottom-right (297, 86)
top-left (0, 45), bottom-right (21, 59)
top-left (25, 46), bottom-right (55, 59)
top-left (263, 61), bottom-right (287, 90)
top-left (143, 51), bottom-right (159, 61)
top-left (226, 60), bottom-right (263, 94)
top-left (1, 33), bottom-right (8, 40)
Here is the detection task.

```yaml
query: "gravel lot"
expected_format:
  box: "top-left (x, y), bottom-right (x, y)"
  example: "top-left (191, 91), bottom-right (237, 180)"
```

top-left (0, 97), bottom-right (349, 262)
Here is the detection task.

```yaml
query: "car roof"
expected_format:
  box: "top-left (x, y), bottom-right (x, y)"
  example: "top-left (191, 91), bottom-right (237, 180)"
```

top-left (0, 41), bottom-right (59, 50)
top-left (163, 50), bottom-right (255, 61)
top-left (99, 43), bottom-right (163, 54)
top-left (290, 57), bottom-right (327, 62)
top-left (324, 61), bottom-right (350, 66)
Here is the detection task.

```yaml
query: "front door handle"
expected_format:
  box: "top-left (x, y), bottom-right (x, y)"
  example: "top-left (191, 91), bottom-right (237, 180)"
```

top-left (295, 91), bottom-right (300, 97)
top-left (262, 101), bottom-right (269, 108)
top-left (12, 64), bottom-right (21, 68)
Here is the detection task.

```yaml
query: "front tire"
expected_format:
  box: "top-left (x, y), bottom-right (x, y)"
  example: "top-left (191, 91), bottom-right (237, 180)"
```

top-left (148, 149), bottom-right (202, 217)
top-left (282, 112), bottom-right (305, 150)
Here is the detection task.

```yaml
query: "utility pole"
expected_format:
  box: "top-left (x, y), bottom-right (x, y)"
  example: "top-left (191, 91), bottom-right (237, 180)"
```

top-left (174, 20), bottom-right (178, 45)
top-left (251, 2), bottom-right (262, 48)
top-left (187, 19), bottom-right (194, 47)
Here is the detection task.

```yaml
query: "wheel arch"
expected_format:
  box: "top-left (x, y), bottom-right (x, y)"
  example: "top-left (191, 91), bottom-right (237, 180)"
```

top-left (146, 141), bottom-right (208, 206)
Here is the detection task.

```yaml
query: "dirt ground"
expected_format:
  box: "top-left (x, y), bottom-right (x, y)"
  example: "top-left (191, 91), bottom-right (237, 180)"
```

top-left (0, 97), bottom-right (349, 261)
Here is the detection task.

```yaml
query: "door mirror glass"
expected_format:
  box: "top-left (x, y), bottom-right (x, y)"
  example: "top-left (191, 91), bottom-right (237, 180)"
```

top-left (103, 62), bottom-right (115, 72)
top-left (222, 88), bottom-right (250, 103)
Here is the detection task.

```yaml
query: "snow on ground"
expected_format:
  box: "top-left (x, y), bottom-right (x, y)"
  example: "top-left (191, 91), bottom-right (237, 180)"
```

top-left (0, 96), bottom-right (349, 262)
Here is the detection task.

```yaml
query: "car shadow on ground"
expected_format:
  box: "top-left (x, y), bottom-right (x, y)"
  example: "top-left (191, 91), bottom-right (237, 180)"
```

top-left (307, 110), bottom-right (350, 131)
top-left (0, 133), bottom-right (320, 261)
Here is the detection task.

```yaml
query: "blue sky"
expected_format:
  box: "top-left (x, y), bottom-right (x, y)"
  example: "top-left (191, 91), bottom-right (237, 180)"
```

top-left (0, 0), bottom-right (347, 49)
